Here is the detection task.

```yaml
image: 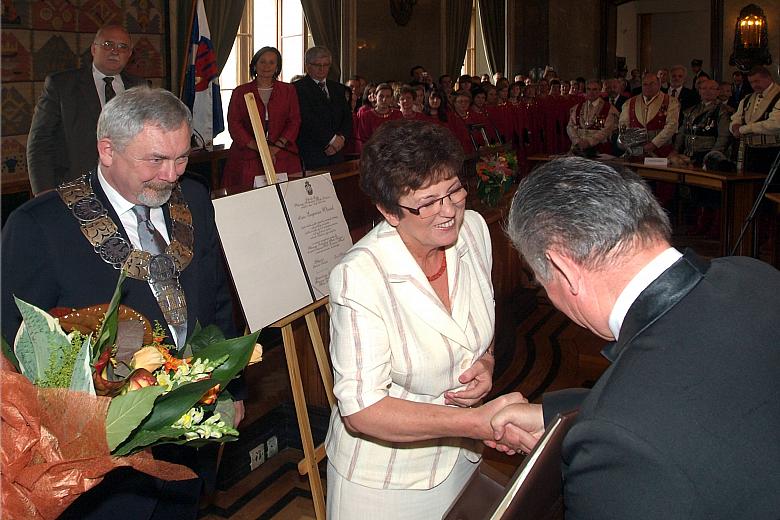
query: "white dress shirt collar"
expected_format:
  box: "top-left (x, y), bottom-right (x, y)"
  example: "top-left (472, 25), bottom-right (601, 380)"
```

top-left (608, 247), bottom-right (683, 340)
top-left (92, 64), bottom-right (125, 107)
top-left (97, 167), bottom-right (169, 249)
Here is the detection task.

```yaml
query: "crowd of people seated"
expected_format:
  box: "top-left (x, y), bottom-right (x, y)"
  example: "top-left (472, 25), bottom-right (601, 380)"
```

top-left (222, 47), bottom-right (778, 198)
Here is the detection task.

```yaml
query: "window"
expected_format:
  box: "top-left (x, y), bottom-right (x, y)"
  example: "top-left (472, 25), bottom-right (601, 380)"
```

top-left (214, 0), bottom-right (311, 146)
top-left (462, 0), bottom-right (477, 76)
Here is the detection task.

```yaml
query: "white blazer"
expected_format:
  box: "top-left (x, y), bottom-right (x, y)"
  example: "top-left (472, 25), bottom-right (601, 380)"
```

top-left (325, 210), bottom-right (495, 490)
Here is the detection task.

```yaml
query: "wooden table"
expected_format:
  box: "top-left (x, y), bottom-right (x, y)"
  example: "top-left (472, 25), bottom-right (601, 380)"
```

top-left (528, 156), bottom-right (767, 257)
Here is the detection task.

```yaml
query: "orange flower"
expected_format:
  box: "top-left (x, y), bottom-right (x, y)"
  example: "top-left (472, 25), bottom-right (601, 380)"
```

top-left (200, 383), bottom-right (221, 405)
top-left (157, 345), bottom-right (187, 372)
top-left (125, 368), bottom-right (158, 392)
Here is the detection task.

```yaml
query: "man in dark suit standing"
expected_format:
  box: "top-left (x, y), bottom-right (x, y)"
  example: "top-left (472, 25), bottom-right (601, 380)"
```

top-left (3, 88), bottom-right (241, 520)
top-left (668, 64), bottom-right (699, 115)
top-left (605, 78), bottom-right (628, 112)
top-left (26, 24), bottom-right (148, 195)
top-left (293, 46), bottom-right (352, 170)
top-left (489, 157), bottom-right (780, 520)
top-left (728, 70), bottom-right (753, 109)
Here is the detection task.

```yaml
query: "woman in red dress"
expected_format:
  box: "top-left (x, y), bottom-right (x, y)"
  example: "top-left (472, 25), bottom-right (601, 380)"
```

top-left (423, 88), bottom-right (449, 126)
top-left (399, 85), bottom-right (426, 121)
top-left (356, 83), bottom-right (402, 148)
top-left (447, 90), bottom-right (477, 154)
top-left (222, 47), bottom-right (301, 188)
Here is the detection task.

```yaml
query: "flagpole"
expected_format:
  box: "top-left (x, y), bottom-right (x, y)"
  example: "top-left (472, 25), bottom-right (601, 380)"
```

top-left (178, 0), bottom-right (199, 99)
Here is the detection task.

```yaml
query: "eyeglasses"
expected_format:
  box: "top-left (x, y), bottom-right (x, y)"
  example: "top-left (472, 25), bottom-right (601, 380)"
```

top-left (398, 185), bottom-right (468, 218)
top-left (95, 40), bottom-right (131, 53)
top-left (309, 61), bottom-right (331, 69)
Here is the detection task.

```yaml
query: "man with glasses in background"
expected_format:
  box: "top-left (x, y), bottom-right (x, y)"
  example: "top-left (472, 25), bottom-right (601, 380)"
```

top-left (293, 46), bottom-right (352, 170)
top-left (27, 24), bottom-right (148, 195)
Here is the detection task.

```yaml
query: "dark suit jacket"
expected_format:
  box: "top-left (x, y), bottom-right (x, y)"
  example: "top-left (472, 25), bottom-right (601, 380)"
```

top-left (26, 64), bottom-right (147, 194)
top-left (544, 250), bottom-right (780, 519)
top-left (2, 173), bottom-right (238, 519)
top-left (671, 85), bottom-right (700, 114)
top-left (728, 82), bottom-right (754, 110)
top-left (293, 75), bottom-right (353, 170)
top-left (609, 94), bottom-right (628, 112)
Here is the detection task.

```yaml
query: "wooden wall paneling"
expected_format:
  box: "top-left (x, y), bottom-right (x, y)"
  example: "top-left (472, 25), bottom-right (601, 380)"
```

top-left (638, 13), bottom-right (651, 73)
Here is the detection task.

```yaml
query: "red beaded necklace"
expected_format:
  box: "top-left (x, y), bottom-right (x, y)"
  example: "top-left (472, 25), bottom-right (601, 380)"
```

top-left (426, 251), bottom-right (447, 282)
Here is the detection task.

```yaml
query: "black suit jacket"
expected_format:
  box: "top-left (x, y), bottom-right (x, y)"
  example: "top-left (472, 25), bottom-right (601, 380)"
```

top-left (26, 64), bottom-right (148, 194)
top-left (544, 250), bottom-right (780, 519)
top-left (2, 173), bottom-right (235, 342)
top-left (728, 82), bottom-right (754, 110)
top-left (610, 94), bottom-right (628, 112)
top-left (2, 172), bottom-right (237, 519)
top-left (671, 86), bottom-right (700, 113)
top-left (293, 75), bottom-right (353, 170)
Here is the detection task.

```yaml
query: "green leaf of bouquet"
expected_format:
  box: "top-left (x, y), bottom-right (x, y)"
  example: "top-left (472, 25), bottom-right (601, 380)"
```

top-left (194, 332), bottom-right (259, 385)
top-left (70, 335), bottom-right (95, 394)
top-left (14, 297), bottom-right (71, 383)
top-left (93, 271), bottom-right (127, 363)
top-left (188, 324), bottom-right (226, 356)
top-left (136, 378), bottom-right (217, 433)
top-left (112, 425), bottom-right (184, 456)
top-left (105, 385), bottom-right (166, 451)
top-left (1, 335), bottom-right (20, 372)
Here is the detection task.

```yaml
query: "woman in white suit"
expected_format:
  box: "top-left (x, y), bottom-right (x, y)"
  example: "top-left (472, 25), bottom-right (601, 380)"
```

top-left (326, 120), bottom-right (524, 519)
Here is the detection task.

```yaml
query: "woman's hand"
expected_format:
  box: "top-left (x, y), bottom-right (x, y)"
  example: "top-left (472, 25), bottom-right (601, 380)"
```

top-left (469, 392), bottom-right (528, 440)
top-left (445, 351), bottom-right (495, 407)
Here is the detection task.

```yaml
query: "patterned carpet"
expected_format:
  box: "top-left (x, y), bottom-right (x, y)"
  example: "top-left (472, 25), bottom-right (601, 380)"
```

top-left (197, 291), bottom-right (609, 519)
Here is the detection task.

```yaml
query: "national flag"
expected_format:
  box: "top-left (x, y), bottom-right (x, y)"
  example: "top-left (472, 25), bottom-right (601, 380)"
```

top-left (183, 0), bottom-right (224, 144)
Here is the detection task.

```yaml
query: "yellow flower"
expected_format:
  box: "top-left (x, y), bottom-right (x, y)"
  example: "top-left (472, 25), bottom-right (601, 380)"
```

top-left (249, 343), bottom-right (264, 365)
top-left (131, 346), bottom-right (165, 372)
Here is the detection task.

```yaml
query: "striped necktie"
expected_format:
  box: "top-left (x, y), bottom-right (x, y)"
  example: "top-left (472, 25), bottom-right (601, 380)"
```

top-left (131, 205), bottom-right (167, 255)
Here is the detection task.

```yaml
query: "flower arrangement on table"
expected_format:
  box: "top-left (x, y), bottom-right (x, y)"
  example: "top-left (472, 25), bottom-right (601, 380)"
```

top-left (1, 272), bottom-right (262, 519)
top-left (475, 150), bottom-right (518, 207)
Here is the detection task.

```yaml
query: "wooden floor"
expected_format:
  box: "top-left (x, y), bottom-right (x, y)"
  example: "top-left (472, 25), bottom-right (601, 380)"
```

top-left (197, 287), bottom-right (611, 520)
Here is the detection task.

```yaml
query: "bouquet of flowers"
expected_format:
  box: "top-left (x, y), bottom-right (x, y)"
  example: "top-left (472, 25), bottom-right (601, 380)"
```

top-left (1, 272), bottom-right (262, 519)
top-left (475, 150), bottom-right (518, 207)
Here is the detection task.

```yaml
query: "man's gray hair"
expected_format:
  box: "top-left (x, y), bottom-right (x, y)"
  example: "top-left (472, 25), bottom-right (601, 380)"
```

top-left (507, 157), bottom-right (671, 281)
top-left (97, 87), bottom-right (192, 150)
top-left (305, 46), bottom-right (332, 64)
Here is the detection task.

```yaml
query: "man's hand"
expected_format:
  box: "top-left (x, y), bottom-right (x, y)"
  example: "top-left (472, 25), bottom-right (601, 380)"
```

top-left (470, 392), bottom-right (529, 440)
top-left (445, 353), bottom-right (494, 407)
top-left (484, 402), bottom-right (545, 455)
top-left (643, 142), bottom-right (657, 155)
top-left (730, 123), bottom-right (742, 137)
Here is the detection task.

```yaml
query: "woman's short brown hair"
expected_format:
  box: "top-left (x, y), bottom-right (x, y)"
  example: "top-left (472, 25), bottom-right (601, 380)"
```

top-left (360, 120), bottom-right (464, 218)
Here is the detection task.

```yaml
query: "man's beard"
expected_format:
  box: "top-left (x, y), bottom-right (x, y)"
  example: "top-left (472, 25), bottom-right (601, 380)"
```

top-left (138, 180), bottom-right (175, 207)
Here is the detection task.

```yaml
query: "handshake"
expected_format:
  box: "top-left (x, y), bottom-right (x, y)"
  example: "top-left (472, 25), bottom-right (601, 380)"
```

top-left (474, 393), bottom-right (547, 455)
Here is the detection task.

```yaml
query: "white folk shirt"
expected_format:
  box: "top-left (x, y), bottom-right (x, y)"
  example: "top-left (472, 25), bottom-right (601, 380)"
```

top-left (619, 93), bottom-right (680, 149)
top-left (566, 97), bottom-right (619, 146)
top-left (731, 82), bottom-right (780, 137)
top-left (326, 210), bottom-right (495, 490)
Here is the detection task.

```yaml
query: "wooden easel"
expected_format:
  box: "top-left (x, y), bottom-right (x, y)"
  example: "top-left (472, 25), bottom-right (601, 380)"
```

top-left (244, 93), bottom-right (335, 520)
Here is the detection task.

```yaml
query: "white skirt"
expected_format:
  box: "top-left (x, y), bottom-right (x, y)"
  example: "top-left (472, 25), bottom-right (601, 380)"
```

top-left (326, 449), bottom-right (479, 520)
